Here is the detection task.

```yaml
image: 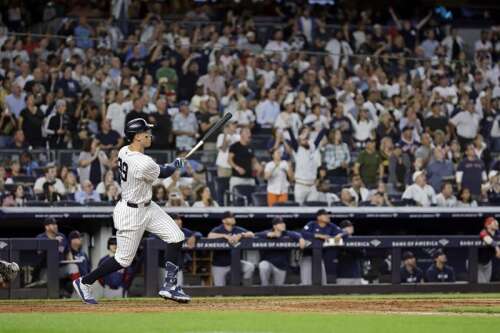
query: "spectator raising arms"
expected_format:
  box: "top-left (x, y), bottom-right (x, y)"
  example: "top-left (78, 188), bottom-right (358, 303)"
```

top-left (286, 126), bottom-right (326, 205)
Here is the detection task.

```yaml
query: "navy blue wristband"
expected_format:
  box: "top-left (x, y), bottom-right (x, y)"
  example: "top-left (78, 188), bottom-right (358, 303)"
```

top-left (159, 163), bottom-right (176, 178)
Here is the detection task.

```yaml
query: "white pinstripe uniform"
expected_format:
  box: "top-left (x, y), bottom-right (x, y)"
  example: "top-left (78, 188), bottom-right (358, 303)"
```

top-left (113, 146), bottom-right (185, 267)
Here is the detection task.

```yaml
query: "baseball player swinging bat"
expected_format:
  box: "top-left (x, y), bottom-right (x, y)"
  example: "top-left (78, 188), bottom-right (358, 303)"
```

top-left (184, 112), bottom-right (233, 159)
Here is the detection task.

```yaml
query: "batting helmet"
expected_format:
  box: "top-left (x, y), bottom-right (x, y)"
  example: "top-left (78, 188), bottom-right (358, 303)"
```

top-left (125, 118), bottom-right (154, 141)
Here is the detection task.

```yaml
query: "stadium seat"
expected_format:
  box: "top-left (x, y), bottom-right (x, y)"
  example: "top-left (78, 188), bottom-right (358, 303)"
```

top-left (329, 176), bottom-right (348, 185)
top-left (52, 201), bottom-right (83, 207)
top-left (232, 185), bottom-right (256, 206)
top-left (273, 201), bottom-right (299, 207)
top-left (4, 184), bottom-right (18, 193)
top-left (32, 168), bottom-right (45, 178)
top-left (251, 192), bottom-right (268, 206)
top-left (25, 201), bottom-right (51, 207)
top-left (12, 176), bottom-right (36, 184)
top-left (85, 201), bottom-right (113, 206)
top-left (214, 177), bottom-right (230, 206)
top-left (304, 201), bottom-right (327, 207)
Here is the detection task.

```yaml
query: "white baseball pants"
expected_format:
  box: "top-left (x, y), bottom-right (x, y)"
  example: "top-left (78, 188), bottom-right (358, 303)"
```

top-left (113, 201), bottom-right (185, 267)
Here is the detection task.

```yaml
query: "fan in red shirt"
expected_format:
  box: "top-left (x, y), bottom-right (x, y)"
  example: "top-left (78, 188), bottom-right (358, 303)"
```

top-left (478, 217), bottom-right (500, 283)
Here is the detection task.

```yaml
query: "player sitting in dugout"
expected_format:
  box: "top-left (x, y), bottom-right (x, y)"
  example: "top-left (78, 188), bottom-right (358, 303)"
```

top-left (425, 249), bottom-right (456, 283)
top-left (400, 251), bottom-right (424, 284)
top-left (208, 211), bottom-right (255, 286)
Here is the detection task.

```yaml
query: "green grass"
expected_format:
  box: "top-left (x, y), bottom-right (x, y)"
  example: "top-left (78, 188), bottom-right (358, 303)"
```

top-left (439, 306), bottom-right (500, 314)
top-left (1, 312), bottom-right (500, 333)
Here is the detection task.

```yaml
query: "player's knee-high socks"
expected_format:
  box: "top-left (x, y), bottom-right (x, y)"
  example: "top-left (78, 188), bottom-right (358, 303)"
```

top-left (163, 241), bottom-right (183, 286)
top-left (81, 257), bottom-right (123, 285)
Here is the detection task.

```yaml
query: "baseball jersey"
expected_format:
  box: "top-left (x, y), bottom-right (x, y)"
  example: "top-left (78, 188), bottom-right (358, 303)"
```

top-left (117, 145), bottom-right (160, 203)
top-left (300, 221), bottom-right (343, 241)
top-left (210, 224), bottom-right (249, 267)
top-left (400, 266), bottom-right (424, 283)
top-left (36, 232), bottom-right (68, 261)
top-left (70, 248), bottom-right (91, 276)
top-left (255, 230), bottom-right (302, 270)
top-left (425, 263), bottom-right (455, 282)
top-left (478, 229), bottom-right (498, 264)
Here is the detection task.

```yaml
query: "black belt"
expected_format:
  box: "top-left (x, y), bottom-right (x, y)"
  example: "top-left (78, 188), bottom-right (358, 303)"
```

top-left (126, 200), bottom-right (151, 208)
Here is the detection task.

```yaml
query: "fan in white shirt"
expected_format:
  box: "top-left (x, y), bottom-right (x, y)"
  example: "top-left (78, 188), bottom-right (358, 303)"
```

top-left (106, 91), bottom-right (130, 137)
top-left (435, 182), bottom-right (457, 207)
top-left (274, 102), bottom-right (302, 137)
top-left (303, 104), bottom-right (330, 130)
top-left (402, 171), bottom-right (437, 207)
top-left (432, 76), bottom-right (458, 104)
top-left (215, 120), bottom-right (240, 177)
top-left (264, 149), bottom-right (293, 206)
top-left (264, 30), bottom-right (290, 62)
top-left (232, 98), bottom-right (256, 128)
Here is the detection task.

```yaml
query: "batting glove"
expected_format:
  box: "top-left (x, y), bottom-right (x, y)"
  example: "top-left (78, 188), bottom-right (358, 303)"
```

top-left (173, 158), bottom-right (185, 169)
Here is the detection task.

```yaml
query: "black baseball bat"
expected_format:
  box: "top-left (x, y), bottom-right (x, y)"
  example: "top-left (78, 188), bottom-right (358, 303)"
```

top-left (184, 112), bottom-right (233, 159)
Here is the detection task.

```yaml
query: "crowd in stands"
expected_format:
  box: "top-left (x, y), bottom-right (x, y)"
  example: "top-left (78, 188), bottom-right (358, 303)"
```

top-left (0, 2), bottom-right (500, 208)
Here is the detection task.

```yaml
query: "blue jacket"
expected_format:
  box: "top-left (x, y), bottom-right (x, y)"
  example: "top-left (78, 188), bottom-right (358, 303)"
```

top-left (425, 263), bottom-right (455, 282)
top-left (210, 224), bottom-right (249, 267)
top-left (36, 232), bottom-right (68, 261)
top-left (300, 221), bottom-right (343, 241)
top-left (255, 230), bottom-right (302, 270)
top-left (71, 249), bottom-right (91, 276)
top-left (400, 266), bottom-right (424, 283)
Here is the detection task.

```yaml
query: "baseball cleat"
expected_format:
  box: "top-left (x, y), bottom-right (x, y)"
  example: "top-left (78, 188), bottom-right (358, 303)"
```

top-left (0, 260), bottom-right (19, 282)
top-left (73, 278), bottom-right (98, 305)
top-left (159, 285), bottom-right (191, 303)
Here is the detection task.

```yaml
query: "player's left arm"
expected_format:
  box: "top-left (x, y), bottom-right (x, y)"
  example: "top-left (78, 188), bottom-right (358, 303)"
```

top-left (158, 158), bottom-right (185, 179)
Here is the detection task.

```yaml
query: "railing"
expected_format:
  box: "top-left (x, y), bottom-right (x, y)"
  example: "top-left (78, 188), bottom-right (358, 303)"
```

top-left (143, 235), bottom-right (495, 296)
top-left (2, 206), bottom-right (499, 220)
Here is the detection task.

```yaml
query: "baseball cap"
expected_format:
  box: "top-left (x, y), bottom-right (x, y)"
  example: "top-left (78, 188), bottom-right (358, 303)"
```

top-left (412, 170), bottom-right (425, 182)
top-left (272, 217), bottom-right (284, 225)
top-left (402, 251), bottom-right (415, 261)
top-left (68, 230), bottom-right (81, 240)
top-left (223, 211), bottom-right (234, 219)
top-left (432, 249), bottom-right (445, 259)
top-left (484, 216), bottom-right (498, 227)
top-left (316, 209), bottom-right (330, 217)
top-left (394, 142), bottom-right (402, 149)
top-left (107, 236), bottom-right (117, 248)
top-left (339, 220), bottom-right (353, 228)
top-left (43, 217), bottom-right (57, 225)
top-left (179, 100), bottom-right (189, 107)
